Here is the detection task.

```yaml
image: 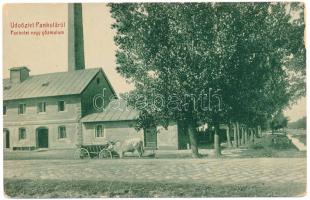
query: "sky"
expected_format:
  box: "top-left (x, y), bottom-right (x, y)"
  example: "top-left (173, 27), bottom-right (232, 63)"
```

top-left (3, 3), bottom-right (134, 92)
top-left (2, 3), bottom-right (306, 122)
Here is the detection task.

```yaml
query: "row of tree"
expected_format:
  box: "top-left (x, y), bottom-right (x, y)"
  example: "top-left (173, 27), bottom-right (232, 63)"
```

top-left (288, 116), bottom-right (306, 129)
top-left (109, 2), bottom-right (305, 157)
top-left (269, 112), bottom-right (288, 133)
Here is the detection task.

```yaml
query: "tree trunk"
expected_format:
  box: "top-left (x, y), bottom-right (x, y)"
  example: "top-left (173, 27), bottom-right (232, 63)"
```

top-left (214, 124), bottom-right (221, 157)
top-left (209, 129), bottom-right (213, 143)
top-left (244, 127), bottom-right (248, 143)
top-left (188, 124), bottom-right (199, 158)
top-left (242, 127), bottom-right (245, 145)
top-left (250, 128), bottom-right (255, 143)
top-left (226, 127), bottom-right (232, 148)
top-left (237, 122), bottom-right (241, 146)
top-left (233, 123), bottom-right (238, 148)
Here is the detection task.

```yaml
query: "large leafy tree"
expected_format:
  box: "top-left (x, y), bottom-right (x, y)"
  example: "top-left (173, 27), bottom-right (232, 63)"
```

top-left (109, 2), bottom-right (305, 157)
top-left (270, 112), bottom-right (289, 133)
top-left (226, 3), bottom-right (304, 124)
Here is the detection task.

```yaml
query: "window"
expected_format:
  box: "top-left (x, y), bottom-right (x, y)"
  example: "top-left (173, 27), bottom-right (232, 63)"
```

top-left (37, 102), bottom-right (46, 113)
top-left (18, 104), bottom-right (26, 114)
top-left (3, 105), bottom-right (7, 115)
top-left (95, 125), bottom-right (104, 137)
top-left (96, 77), bottom-right (100, 84)
top-left (19, 128), bottom-right (26, 140)
top-left (58, 126), bottom-right (66, 139)
top-left (58, 101), bottom-right (65, 112)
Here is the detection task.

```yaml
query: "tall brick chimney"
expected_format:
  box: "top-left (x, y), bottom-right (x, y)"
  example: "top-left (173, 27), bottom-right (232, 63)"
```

top-left (68, 3), bottom-right (85, 71)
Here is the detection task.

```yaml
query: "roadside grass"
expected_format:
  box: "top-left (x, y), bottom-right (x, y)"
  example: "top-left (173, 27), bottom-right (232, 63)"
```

top-left (4, 179), bottom-right (306, 198)
top-left (287, 128), bottom-right (306, 145)
top-left (239, 134), bottom-right (306, 158)
top-left (292, 134), bottom-right (307, 145)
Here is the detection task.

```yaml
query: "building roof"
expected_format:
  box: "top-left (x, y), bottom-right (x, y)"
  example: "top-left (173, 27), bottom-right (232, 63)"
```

top-left (10, 66), bottom-right (30, 71)
top-left (3, 68), bottom-right (101, 101)
top-left (81, 99), bottom-right (139, 122)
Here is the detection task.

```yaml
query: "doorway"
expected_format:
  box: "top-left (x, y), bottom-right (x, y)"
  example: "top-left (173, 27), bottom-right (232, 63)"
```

top-left (37, 128), bottom-right (48, 148)
top-left (144, 126), bottom-right (157, 150)
top-left (4, 129), bottom-right (10, 148)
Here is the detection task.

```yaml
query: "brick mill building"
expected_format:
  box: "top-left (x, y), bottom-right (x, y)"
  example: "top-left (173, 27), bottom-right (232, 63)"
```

top-left (3, 67), bottom-right (183, 150)
top-left (3, 4), bottom-right (187, 151)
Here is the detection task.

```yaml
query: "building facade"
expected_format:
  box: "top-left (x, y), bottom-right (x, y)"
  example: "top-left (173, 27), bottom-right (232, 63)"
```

top-left (2, 4), bottom-right (185, 151)
top-left (3, 67), bottom-right (116, 149)
top-left (3, 66), bottom-right (183, 150)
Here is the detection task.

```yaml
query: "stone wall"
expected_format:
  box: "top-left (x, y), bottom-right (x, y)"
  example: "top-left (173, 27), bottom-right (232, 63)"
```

top-left (82, 121), bottom-right (179, 150)
top-left (3, 95), bottom-right (81, 149)
top-left (82, 121), bottom-right (143, 145)
top-left (4, 122), bottom-right (79, 149)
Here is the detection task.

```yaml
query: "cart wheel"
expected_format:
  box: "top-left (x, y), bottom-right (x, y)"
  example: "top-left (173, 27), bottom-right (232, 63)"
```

top-left (74, 148), bottom-right (90, 159)
top-left (99, 149), bottom-right (112, 159)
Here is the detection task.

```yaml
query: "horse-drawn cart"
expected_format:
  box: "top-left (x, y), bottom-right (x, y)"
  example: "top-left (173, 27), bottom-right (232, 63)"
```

top-left (74, 141), bottom-right (118, 159)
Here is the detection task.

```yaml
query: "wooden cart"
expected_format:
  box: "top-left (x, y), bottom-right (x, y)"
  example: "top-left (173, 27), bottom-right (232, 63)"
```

top-left (74, 142), bottom-right (118, 159)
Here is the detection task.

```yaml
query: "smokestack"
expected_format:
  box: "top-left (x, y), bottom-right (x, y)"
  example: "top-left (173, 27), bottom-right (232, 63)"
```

top-left (68, 3), bottom-right (85, 71)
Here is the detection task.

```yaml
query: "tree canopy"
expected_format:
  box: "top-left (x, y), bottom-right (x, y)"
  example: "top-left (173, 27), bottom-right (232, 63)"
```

top-left (269, 112), bottom-right (289, 132)
top-left (109, 2), bottom-right (305, 157)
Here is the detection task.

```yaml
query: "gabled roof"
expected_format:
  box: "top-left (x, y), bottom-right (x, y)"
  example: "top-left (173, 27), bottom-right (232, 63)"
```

top-left (3, 68), bottom-right (101, 101)
top-left (81, 99), bottom-right (139, 122)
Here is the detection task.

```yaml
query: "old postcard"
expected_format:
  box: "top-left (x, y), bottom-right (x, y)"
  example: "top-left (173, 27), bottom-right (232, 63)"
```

top-left (1, 1), bottom-right (307, 198)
